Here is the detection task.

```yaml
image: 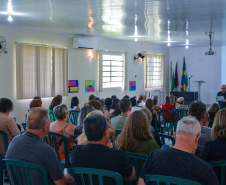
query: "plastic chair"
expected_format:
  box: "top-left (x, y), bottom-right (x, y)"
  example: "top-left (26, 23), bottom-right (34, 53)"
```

top-left (69, 167), bottom-right (123, 185)
top-left (3, 159), bottom-right (48, 185)
top-left (22, 122), bottom-right (27, 131)
top-left (209, 160), bottom-right (226, 185)
top-left (111, 129), bottom-right (121, 144)
top-left (0, 131), bottom-right (8, 185)
top-left (17, 124), bottom-right (21, 132)
top-left (208, 119), bottom-right (214, 128)
top-left (143, 174), bottom-right (201, 185)
top-left (158, 133), bottom-right (175, 146)
top-left (125, 152), bottom-right (147, 184)
top-left (47, 132), bottom-right (71, 169)
top-left (69, 110), bottom-right (80, 126)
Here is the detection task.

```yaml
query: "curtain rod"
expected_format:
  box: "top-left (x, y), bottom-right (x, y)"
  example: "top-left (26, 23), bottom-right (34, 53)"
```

top-left (98, 50), bottom-right (128, 53)
top-left (15, 42), bottom-right (68, 49)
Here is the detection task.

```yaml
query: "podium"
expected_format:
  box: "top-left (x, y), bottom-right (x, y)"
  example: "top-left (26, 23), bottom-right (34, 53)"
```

top-left (193, 81), bottom-right (205, 101)
top-left (170, 91), bottom-right (198, 105)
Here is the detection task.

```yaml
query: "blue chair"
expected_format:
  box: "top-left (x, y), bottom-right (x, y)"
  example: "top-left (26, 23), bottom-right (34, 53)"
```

top-left (209, 160), bottom-right (226, 185)
top-left (69, 167), bottom-right (123, 185)
top-left (3, 159), bottom-right (48, 185)
top-left (69, 110), bottom-right (80, 126)
top-left (125, 152), bottom-right (147, 184)
top-left (143, 174), bottom-right (201, 185)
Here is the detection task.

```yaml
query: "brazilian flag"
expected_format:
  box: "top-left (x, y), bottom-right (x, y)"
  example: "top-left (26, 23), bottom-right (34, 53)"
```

top-left (181, 57), bottom-right (188, 91)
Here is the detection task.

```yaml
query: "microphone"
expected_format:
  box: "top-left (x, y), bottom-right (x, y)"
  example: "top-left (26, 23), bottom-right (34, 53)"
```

top-left (189, 75), bottom-right (193, 79)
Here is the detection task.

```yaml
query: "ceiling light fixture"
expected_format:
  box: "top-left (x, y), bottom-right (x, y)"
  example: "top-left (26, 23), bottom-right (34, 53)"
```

top-left (8, 15), bottom-right (12, 22)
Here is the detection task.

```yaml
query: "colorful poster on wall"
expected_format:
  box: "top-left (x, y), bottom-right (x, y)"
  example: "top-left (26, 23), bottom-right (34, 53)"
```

top-left (129, 81), bottom-right (136, 91)
top-left (68, 80), bottom-right (79, 93)
top-left (85, 80), bottom-right (95, 92)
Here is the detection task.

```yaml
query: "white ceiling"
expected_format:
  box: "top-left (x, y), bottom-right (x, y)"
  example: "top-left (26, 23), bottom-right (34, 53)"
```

top-left (1, 0), bottom-right (226, 47)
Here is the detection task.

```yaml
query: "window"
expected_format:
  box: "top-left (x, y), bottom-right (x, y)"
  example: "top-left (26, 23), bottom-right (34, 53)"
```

top-left (145, 54), bottom-right (164, 89)
top-left (97, 51), bottom-right (126, 91)
top-left (16, 43), bottom-right (68, 99)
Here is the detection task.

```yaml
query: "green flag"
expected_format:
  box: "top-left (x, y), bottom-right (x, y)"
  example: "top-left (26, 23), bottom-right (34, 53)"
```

top-left (171, 71), bottom-right (175, 91)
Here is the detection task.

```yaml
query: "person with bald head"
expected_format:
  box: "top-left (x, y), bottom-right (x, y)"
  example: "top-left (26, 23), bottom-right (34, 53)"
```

top-left (6, 107), bottom-right (74, 185)
top-left (216, 84), bottom-right (226, 109)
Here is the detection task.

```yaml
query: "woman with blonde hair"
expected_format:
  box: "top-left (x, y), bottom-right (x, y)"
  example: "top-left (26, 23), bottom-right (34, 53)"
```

top-left (115, 110), bottom-right (159, 156)
top-left (200, 108), bottom-right (226, 183)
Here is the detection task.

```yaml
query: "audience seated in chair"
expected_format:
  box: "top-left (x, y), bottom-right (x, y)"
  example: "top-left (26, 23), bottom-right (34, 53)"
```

top-left (176, 97), bottom-right (189, 111)
top-left (49, 96), bottom-right (63, 122)
top-left (130, 97), bottom-right (142, 112)
top-left (115, 110), bottom-right (160, 156)
top-left (111, 98), bottom-right (132, 130)
top-left (24, 98), bottom-right (42, 123)
top-left (105, 98), bottom-right (112, 112)
top-left (137, 116), bottom-right (218, 185)
top-left (84, 94), bottom-right (95, 106)
top-left (200, 108), bottom-right (226, 184)
top-left (208, 103), bottom-right (220, 121)
top-left (74, 105), bottom-right (95, 135)
top-left (6, 107), bottom-right (74, 185)
top-left (70, 114), bottom-right (136, 185)
top-left (111, 99), bottom-right (121, 116)
top-left (0, 98), bottom-right (20, 158)
top-left (140, 108), bottom-right (162, 148)
top-left (189, 102), bottom-right (212, 150)
top-left (50, 104), bottom-right (75, 160)
top-left (170, 94), bottom-right (178, 108)
top-left (77, 110), bottom-right (115, 148)
top-left (70, 96), bottom-right (80, 111)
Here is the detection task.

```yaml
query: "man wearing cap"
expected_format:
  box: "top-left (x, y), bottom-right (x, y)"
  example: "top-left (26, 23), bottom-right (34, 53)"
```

top-left (70, 114), bottom-right (136, 184)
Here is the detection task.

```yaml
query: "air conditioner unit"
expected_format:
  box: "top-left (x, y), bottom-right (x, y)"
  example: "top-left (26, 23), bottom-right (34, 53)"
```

top-left (73, 38), bottom-right (97, 49)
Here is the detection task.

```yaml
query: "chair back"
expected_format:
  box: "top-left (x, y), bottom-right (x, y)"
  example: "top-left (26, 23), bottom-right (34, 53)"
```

top-left (47, 132), bottom-right (71, 169)
top-left (152, 114), bottom-right (159, 132)
top-left (111, 129), bottom-right (121, 144)
top-left (69, 110), bottom-right (80, 126)
top-left (17, 124), bottom-right (22, 132)
top-left (3, 159), bottom-right (48, 185)
top-left (22, 122), bottom-right (27, 131)
top-left (125, 152), bottom-right (147, 184)
top-left (69, 167), bottom-right (123, 185)
top-left (143, 174), bottom-right (201, 185)
top-left (208, 119), bottom-right (214, 128)
top-left (49, 112), bottom-right (56, 122)
top-left (209, 160), bottom-right (226, 185)
top-left (0, 130), bottom-right (8, 153)
top-left (158, 133), bottom-right (175, 146)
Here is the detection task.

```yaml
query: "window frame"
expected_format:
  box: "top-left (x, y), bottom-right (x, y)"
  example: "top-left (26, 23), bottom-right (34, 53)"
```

top-left (144, 54), bottom-right (164, 90)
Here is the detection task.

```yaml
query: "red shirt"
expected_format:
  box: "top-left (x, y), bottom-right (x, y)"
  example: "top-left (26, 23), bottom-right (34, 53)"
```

top-left (161, 103), bottom-right (175, 121)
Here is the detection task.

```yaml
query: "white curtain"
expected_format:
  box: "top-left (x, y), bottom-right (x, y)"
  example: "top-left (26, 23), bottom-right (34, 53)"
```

top-left (16, 44), bottom-right (37, 99)
top-left (16, 43), bottom-right (68, 99)
top-left (97, 50), bottom-right (103, 92)
top-left (53, 48), bottom-right (68, 96)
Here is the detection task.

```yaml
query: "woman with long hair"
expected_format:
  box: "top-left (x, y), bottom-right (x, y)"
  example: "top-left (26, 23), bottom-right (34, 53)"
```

top-left (115, 110), bottom-right (159, 156)
top-left (200, 108), bottom-right (226, 183)
top-left (70, 96), bottom-right (80, 111)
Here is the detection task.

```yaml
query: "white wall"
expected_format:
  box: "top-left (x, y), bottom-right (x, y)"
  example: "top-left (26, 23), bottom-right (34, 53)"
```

top-left (169, 46), bottom-right (222, 105)
top-left (0, 24), bottom-right (169, 124)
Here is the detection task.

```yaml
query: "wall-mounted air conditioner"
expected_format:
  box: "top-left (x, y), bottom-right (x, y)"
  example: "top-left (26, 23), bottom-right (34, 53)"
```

top-left (73, 38), bottom-right (97, 49)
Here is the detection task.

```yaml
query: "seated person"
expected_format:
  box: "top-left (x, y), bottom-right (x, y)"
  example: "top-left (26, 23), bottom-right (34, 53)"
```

top-left (105, 98), bottom-right (112, 111)
top-left (145, 99), bottom-right (160, 130)
top-left (152, 97), bottom-right (160, 112)
top-left (70, 114), bottom-right (136, 185)
top-left (115, 110), bottom-right (160, 156)
top-left (161, 96), bottom-right (174, 121)
top-left (200, 108), bottom-right (226, 184)
top-left (74, 105), bottom-right (95, 135)
top-left (70, 96), bottom-right (80, 111)
top-left (111, 98), bottom-right (132, 130)
top-left (6, 107), bottom-right (74, 185)
top-left (170, 94), bottom-right (178, 108)
top-left (138, 116), bottom-right (218, 185)
top-left (110, 99), bottom-right (121, 116)
top-left (189, 102), bottom-right (212, 150)
top-left (140, 108), bottom-right (162, 148)
top-left (208, 103), bottom-right (220, 122)
top-left (24, 99), bottom-right (42, 123)
top-left (50, 104), bottom-right (75, 160)
top-left (176, 97), bottom-right (189, 111)
top-left (0, 98), bottom-right (20, 158)
top-left (137, 95), bottom-right (144, 107)
top-left (84, 94), bottom-right (95, 106)
top-left (130, 97), bottom-right (141, 112)
top-left (77, 110), bottom-right (115, 148)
